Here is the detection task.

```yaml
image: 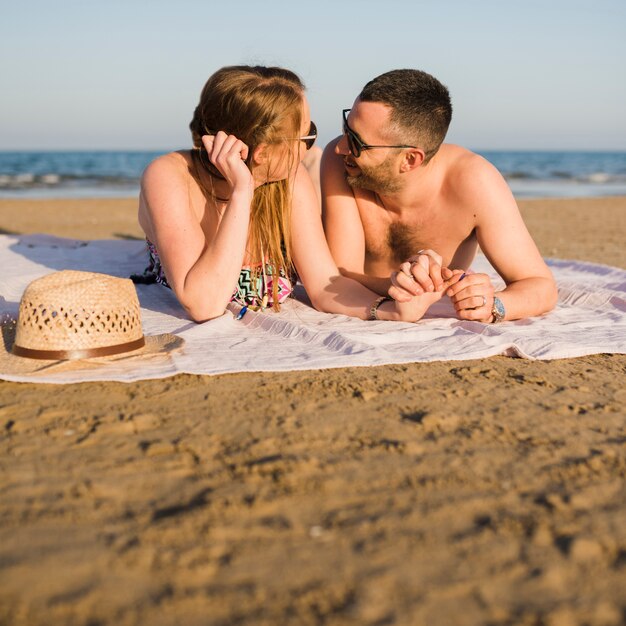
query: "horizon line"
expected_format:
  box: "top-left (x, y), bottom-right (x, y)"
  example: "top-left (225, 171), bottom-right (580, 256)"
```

top-left (1, 147), bottom-right (626, 153)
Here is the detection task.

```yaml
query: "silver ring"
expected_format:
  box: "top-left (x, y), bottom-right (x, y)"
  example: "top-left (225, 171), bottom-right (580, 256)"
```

top-left (481, 295), bottom-right (487, 307)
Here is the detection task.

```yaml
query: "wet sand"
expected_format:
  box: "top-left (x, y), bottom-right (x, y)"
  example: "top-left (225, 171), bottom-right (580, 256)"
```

top-left (1, 196), bottom-right (625, 626)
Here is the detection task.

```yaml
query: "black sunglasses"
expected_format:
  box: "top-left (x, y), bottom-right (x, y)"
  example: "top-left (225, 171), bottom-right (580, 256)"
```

top-left (299, 121), bottom-right (317, 150)
top-left (342, 109), bottom-right (416, 158)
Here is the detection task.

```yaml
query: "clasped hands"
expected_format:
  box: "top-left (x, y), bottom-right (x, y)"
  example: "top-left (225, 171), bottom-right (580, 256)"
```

top-left (389, 249), bottom-right (496, 322)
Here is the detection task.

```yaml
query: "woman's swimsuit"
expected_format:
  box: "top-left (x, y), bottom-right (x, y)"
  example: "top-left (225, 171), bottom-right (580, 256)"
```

top-left (131, 239), bottom-right (293, 307)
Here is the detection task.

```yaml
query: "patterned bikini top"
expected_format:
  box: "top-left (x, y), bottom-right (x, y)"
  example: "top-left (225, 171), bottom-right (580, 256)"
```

top-left (131, 239), bottom-right (293, 307)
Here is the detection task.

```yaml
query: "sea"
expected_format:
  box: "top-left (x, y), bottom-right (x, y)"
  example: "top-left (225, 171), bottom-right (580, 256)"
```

top-left (1, 150), bottom-right (626, 199)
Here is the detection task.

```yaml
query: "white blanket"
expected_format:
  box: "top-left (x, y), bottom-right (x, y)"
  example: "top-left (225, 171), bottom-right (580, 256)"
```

top-left (2, 234), bottom-right (625, 384)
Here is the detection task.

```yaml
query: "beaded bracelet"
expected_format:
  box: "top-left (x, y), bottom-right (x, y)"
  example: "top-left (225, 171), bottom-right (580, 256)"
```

top-left (369, 295), bottom-right (392, 320)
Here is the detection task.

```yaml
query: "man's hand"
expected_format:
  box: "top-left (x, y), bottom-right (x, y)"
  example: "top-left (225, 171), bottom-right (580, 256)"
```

top-left (446, 272), bottom-right (495, 322)
top-left (389, 249), bottom-right (463, 302)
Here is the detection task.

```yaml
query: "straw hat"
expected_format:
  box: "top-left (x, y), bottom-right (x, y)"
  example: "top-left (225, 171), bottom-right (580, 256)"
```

top-left (1, 270), bottom-right (183, 375)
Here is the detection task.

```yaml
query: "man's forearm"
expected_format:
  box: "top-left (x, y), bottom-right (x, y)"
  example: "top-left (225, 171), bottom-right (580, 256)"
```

top-left (497, 276), bottom-right (558, 321)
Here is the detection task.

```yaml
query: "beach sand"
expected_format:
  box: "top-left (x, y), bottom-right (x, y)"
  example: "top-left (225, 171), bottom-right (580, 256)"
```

top-left (1, 196), bottom-right (625, 626)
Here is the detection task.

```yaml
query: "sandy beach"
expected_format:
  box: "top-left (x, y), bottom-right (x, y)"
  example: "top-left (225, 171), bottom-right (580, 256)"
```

top-left (1, 196), bottom-right (625, 626)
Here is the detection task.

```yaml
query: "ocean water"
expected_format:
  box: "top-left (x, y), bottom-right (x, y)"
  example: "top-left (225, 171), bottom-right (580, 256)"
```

top-left (0, 150), bottom-right (625, 199)
top-left (477, 150), bottom-right (626, 199)
top-left (0, 151), bottom-right (162, 199)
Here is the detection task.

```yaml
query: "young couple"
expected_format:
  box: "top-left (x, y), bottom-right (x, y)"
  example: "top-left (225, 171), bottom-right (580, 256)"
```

top-left (136, 65), bottom-right (557, 324)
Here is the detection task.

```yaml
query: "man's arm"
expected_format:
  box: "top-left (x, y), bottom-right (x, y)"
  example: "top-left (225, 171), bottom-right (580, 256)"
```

top-left (446, 155), bottom-right (557, 321)
top-left (321, 138), bottom-right (391, 295)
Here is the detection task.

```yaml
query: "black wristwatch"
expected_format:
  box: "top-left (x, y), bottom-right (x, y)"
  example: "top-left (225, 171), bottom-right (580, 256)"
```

top-left (490, 296), bottom-right (505, 323)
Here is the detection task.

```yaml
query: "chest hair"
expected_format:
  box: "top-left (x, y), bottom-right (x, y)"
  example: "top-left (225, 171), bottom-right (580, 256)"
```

top-left (386, 221), bottom-right (425, 264)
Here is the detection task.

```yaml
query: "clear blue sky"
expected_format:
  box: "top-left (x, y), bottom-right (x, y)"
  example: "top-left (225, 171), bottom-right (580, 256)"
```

top-left (1, 0), bottom-right (624, 151)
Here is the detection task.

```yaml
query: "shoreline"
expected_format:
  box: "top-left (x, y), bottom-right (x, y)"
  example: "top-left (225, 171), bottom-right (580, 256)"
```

top-left (1, 195), bottom-right (625, 625)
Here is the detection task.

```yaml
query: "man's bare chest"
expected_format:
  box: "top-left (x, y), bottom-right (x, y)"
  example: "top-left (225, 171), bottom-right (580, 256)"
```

top-left (357, 198), bottom-right (477, 270)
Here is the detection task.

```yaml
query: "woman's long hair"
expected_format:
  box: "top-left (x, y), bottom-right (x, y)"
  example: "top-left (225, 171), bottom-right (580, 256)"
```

top-left (189, 65), bottom-right (304, 310)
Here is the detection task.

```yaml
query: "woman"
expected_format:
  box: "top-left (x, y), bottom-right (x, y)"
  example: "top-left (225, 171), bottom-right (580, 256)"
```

top-left (136, 65), bottom-right (455, 322)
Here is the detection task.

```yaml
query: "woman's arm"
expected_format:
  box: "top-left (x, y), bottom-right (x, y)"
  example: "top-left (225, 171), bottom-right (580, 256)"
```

top-left (139, 135), bottom-right (254, 321)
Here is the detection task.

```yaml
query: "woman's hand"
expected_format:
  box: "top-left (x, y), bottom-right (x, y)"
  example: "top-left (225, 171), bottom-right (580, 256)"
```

top-left (386, 270), bottom-right (463, 322)
top-left (202, 132), bottom-right (254, 195)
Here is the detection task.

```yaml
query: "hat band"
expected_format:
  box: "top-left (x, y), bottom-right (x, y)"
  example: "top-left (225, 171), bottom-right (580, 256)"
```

top-left (12, 336), bottom-right (146, 360)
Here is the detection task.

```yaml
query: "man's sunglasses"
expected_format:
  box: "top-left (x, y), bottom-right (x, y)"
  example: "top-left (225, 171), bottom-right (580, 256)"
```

top-left (299, 121), bottom-right (317, 150)
top-left (342, 109), bottom-right (416, 158)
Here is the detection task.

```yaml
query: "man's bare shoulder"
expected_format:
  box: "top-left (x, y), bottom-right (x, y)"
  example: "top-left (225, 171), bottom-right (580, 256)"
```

top-left (439, 144), bottom-right (510, 201)
top-left (440, 145), bottom-right (501, 184)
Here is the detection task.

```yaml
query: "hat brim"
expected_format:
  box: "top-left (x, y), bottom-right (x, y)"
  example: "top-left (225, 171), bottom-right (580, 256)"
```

top-left (0, 319), bottom-right (184, 378)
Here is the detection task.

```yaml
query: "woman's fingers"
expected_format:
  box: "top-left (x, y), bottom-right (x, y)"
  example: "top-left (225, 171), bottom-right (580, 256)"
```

top-left (201, 132), bottom-right (252, 190)
top-left (388, 283), bottom-right (414, 303)
top-left (407, 249), bottom-right (443, 267)
top-left (201, 135), bottom-right (215, 152)
top-left (405, 251), bottom-right (444, 291)
top-left (390, 271), bottom-right (422, 298)
top-left (400, 256), bottom-right (434, 293)
top-left (395, 264), bottom-right (424, 295)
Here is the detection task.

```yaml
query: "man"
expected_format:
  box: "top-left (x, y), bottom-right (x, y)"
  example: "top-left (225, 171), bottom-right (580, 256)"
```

top-left (321, 69), bottom-right (557, 323)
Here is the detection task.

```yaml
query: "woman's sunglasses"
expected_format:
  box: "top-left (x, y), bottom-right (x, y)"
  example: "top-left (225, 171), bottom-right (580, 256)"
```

top-left (199, 120), bottom-right (317, 180)
top-left (299, 121), bottom-right (317, 150)
top-left (342, 109), bottom-right (416, 158)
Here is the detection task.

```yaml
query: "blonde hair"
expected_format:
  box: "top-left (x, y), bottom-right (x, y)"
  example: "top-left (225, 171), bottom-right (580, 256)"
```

top-left (189, 65), bottom-right (305, 310)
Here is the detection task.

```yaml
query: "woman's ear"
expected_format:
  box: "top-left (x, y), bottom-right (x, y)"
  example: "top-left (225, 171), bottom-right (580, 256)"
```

top-left (400, 148), bottom-right (426, 172)
top-left (251, 143), bottom-right (268, 166)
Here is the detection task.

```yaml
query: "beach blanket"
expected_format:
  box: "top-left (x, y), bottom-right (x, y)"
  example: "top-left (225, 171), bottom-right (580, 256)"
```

top-left (1, 234), bottom-right (625, 384)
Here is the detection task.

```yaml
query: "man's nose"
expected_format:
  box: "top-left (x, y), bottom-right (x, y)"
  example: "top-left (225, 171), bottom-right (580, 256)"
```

top-left (335, 135), bottom-right (350, 156)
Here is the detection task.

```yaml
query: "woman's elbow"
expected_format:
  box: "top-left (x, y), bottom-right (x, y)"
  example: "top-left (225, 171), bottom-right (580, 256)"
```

top-left (307, 289), bottom-right (333, 314)
top-left (542, 276), bottom-right (559, 314)
top-left (177, 293), bottom-right (227, 323)
top-left (184, 304), bottom-right (227, 323)
top-left (547, 282), bottom-right (559, 312)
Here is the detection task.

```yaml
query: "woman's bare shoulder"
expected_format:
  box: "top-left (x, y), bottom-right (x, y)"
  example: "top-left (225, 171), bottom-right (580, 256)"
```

top-left (142, 150), bottom-right (192, 182)
top-left (139, 151), bottom-right (197, 229)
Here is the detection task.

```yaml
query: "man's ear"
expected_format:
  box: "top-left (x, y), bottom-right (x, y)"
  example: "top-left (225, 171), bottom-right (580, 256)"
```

top-left (400, 149), bottom-right (426, 172)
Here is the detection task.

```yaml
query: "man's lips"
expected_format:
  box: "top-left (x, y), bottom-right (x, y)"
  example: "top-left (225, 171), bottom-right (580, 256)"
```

top-left (343, 158), bottom-right (359, 171)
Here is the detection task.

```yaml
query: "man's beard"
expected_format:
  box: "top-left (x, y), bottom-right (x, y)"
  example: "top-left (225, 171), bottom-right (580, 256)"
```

top-left (345, 154), bottom-right (401, 194)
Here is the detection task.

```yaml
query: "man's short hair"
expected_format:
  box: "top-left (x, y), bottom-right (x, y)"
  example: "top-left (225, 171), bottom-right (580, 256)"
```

top-left (358, 69), bottom-right (452, 162)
